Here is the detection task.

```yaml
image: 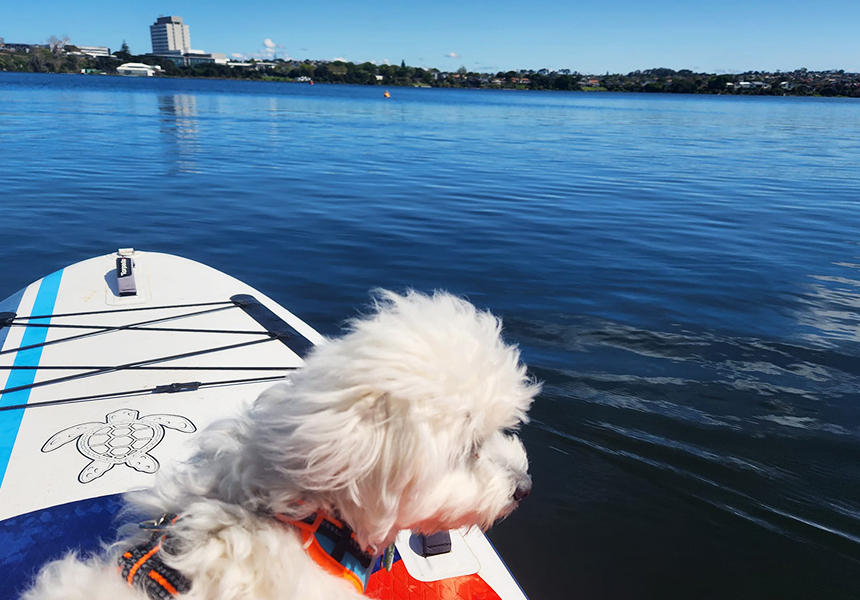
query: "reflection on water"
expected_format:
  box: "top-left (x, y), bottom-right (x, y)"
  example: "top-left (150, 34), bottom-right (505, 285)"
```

top-left (799, 256), bottom-right (860, 344)
top-left (157, 94), bottom-right (199, 174)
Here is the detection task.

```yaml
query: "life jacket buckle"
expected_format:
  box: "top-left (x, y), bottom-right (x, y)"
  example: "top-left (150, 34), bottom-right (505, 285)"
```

top-left (139, 513), bottom-right (177, 531)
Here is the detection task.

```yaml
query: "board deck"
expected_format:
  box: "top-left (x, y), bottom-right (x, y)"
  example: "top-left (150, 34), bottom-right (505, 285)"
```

top-left (0, 250), bottom-right (526, 600)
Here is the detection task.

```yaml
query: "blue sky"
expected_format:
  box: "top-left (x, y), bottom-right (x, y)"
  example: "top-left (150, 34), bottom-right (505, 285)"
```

top-left (3, 1), bottom-right (859, 73)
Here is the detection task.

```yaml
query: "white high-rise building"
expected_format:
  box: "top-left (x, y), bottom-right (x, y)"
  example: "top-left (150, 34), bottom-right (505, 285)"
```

top-left (150, 16), bottom-right (190, 55)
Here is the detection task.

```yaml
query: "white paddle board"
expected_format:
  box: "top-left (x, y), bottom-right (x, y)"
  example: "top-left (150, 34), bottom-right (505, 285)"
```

top-left (0, 250), bottom-right (526, 600)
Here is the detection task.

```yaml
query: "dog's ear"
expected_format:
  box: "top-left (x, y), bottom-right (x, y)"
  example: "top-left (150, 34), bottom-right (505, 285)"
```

top-left (250, 380), bottom-right (417, 547)
top-left (247, 380), bottom-right (389, 498)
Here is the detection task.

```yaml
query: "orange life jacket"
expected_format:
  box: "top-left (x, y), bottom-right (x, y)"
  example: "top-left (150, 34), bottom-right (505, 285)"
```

top-left (274, 511), bottom-right (375, 593)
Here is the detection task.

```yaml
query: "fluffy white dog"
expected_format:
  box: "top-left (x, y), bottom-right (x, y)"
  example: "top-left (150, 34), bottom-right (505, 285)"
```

top-left (23, 290), bottom-right (539, 600)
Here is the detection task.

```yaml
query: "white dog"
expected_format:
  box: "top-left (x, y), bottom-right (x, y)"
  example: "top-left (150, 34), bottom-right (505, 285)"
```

top-left (23, 290), bottom-right (539, 600)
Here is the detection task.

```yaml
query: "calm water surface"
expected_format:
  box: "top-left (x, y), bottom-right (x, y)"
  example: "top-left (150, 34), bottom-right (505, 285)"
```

top-left (1, 72), bottom-right (859, 598)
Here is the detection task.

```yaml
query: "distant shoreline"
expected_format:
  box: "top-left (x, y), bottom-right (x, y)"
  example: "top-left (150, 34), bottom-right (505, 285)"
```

top-left (2, 47), bottom-right (858, 97)
top-left (4, 71), bottom-right (859, 101)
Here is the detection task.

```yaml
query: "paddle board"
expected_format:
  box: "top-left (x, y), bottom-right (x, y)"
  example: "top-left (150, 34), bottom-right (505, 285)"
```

top-left (0, 250), bottom-right (527, 600)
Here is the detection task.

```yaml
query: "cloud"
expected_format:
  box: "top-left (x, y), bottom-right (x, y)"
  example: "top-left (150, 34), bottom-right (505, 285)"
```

top-left (231, 53), bottom-right (244, 59)
top-left (260, 38), bottom-right (288, 60)
top-left (332, 56), bottom-right (348, 63)
top-left (445, 52), bottom-right (460, 59)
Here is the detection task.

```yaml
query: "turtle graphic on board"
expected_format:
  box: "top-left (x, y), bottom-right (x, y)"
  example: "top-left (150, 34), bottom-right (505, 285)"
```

top-left (42, 408), bottom-right (196, 483)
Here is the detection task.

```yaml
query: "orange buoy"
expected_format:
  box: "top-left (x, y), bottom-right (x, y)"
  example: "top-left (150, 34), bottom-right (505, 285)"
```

top-left (383, 90), bottom-right (390, 98)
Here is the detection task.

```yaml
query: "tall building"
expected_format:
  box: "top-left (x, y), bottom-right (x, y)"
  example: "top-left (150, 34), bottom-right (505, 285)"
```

top-left (150, 16), bottom-right (190, 55)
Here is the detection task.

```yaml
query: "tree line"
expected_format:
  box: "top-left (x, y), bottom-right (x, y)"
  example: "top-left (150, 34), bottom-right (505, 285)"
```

top-left (2, 46), bottom-right (858, 97)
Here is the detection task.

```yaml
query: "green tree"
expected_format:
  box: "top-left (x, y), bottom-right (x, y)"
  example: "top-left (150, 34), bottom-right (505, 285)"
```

top-left (553, 75), bottom-right (580, 91)
top-left (29, 51), bottom-right (46, 72)
top-left (114, 40), bottom-right (132, 61)
top-left (63, 54), bottom-right (81, 73)
top-left (669, 77), bottom-right (696, 94)
top-left (314, 63), bottom-right (331, 81)
top-left (299, 63), bottom-right (315, 79)
top-left (706, 75), bottom-right (732, 92)
top-left (352, 61), bottom-right (378, 85)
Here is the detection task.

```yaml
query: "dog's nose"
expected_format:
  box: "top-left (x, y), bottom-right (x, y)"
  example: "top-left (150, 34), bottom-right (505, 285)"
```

top-left (513, 476), bottom-right (532, 502)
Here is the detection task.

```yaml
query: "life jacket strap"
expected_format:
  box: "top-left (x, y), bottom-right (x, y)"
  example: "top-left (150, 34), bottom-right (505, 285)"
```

top-left (117, 510), bottom-right (374, 597)
top-left (117, 514), bottom-right (191, 599)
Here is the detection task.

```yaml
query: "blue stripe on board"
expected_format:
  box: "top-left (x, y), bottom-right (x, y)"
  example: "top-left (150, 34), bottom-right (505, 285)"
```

top-left (0, 269), bottom-right (64, 486)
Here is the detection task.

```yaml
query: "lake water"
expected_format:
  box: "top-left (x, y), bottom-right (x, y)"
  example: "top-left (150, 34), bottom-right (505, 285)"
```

top-left (1, 72), bottom-right (859, 598)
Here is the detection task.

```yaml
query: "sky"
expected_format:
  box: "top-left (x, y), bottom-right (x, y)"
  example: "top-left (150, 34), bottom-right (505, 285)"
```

top-left (2, 1), bottom-right (860, 74)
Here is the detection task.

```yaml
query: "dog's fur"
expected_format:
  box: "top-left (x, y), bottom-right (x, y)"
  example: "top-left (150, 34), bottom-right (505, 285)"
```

top-left (22, 290), bottom-right (539, 600)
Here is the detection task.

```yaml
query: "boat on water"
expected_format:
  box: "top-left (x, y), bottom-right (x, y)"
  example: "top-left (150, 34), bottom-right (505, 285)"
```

top-left (0, 249), bottom-right (528, 599)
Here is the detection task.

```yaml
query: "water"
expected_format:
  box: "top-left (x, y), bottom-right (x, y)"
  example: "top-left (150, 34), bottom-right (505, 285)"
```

top-left (2, 72), bottom-right (859, 598)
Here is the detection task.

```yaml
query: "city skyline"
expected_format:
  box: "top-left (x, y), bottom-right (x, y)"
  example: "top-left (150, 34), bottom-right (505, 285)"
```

top-left (2, 1), bottom-right (860, 74)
